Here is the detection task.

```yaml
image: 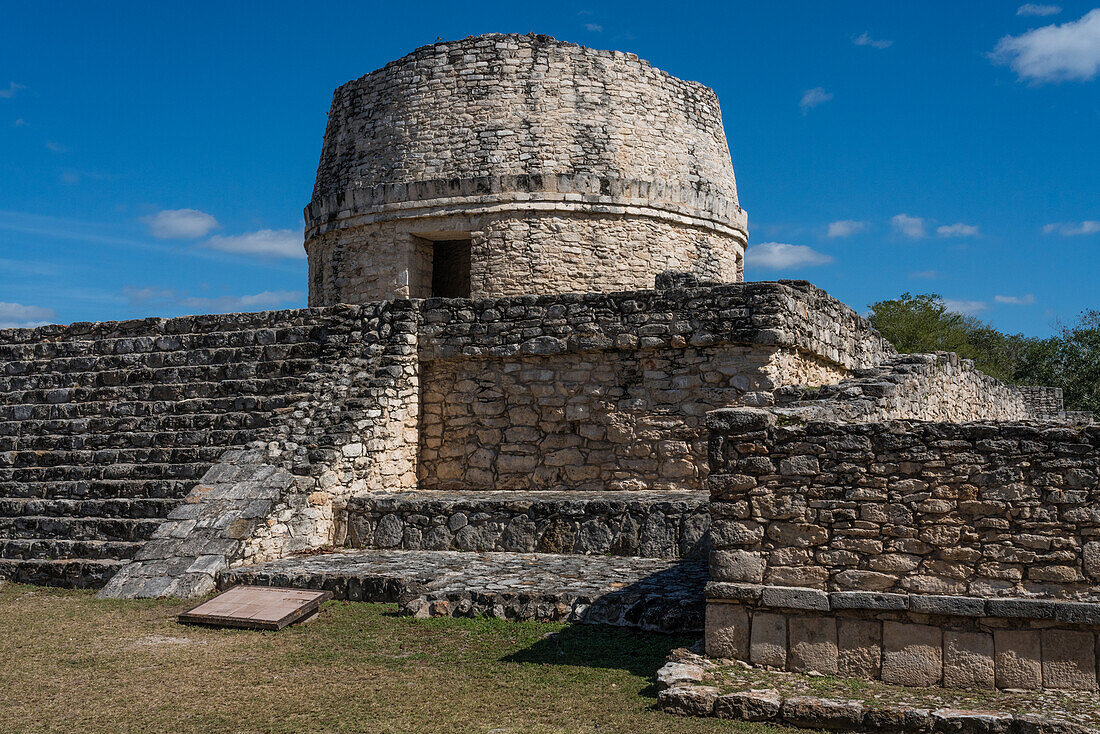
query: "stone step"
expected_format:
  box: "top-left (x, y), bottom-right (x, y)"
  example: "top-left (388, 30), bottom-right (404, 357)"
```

top-left (0, 358), bottom-right (319, 389)
top-left (0, 497), bottom-right (178, 519)
top-left (0, 515), bottom-right (164, 542)
top-left (0, 479), bottom-right (194, 500)
top-left (0, 429), bottom-right (254, 451)
top-left (0, 538), bottom-right (143, 561)
top-left (0, 412), bottom-right (269, 437)
top-left (219, 549), bottom-right (707, 632)
top-left (2, 447), bottom-right (227, 468)
top-left (0, 394), bottom-right (302, 422)
top-left (0, 557), bottom-right (129, 588)
top-left (0, 462), bottom-right (211, 483)
top-left (2, 376), bottom-right (308, 405)
top-left (346, 490), bottom-right (710, 559)
top-left (0, 328), bottom-right (325, 361)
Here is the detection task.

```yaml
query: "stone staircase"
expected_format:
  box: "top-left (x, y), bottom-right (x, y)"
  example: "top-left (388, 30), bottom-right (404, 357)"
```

top-left (221, 488), bottom-right (711, 632)
top-left (0, 313), bottom-right (329, 587)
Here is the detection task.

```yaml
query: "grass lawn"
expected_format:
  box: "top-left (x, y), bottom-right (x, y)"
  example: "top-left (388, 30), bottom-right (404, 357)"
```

top-left (0, 583), bottom-right (800, 733)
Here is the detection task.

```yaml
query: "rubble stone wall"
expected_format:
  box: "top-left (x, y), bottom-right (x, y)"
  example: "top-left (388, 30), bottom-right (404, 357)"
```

top-left (773, 352), bottom-right (1032, 423)
top-left (419, 346), bottom-right (839, 493)
top-left (415, 280), bottom-right (891, 492)
top-left (707, 409), bottom-right (1100, 600)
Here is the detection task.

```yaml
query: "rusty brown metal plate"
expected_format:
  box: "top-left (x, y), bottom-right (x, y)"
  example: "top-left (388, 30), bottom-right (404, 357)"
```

top-left (178, 586), bottom-right (333, 630)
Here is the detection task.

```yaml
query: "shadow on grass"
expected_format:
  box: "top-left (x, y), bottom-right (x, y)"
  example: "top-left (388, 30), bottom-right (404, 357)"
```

top-left (504, 622), bottom-right (698, 697)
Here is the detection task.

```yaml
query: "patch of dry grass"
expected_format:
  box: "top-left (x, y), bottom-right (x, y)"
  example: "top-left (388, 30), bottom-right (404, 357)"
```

top-left (0, 584), bottom-right (797, 733)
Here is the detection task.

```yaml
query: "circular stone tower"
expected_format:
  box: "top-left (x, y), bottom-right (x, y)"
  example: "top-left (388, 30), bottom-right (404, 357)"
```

top-left (304, 33), bottom-right (747, 305)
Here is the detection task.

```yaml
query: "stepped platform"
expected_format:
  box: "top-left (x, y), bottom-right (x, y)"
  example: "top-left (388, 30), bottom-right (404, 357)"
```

top-left (219, 549), bottom-right (707, 632)
top-left (346, 490), bottom-right (710, 559)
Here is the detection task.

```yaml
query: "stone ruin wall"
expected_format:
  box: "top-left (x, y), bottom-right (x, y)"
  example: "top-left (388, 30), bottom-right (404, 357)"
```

top-left (706, 409), bottom-right (1100, 691)
top-left (308, 209), bottom-right (742, 305)
top-left (415, 280), bottom-right (892, 493)
top-left (305, 34), bottom-right (747, 304)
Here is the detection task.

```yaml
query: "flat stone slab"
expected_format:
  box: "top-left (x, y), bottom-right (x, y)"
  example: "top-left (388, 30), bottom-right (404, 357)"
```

top-left (219, 549), bottom-right (707, 632)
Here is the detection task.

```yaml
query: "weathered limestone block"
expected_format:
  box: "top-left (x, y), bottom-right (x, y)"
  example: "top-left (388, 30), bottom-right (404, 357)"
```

top-left (994, 630), bottom-right (1042, 691)
top-left (943, 631), bottom-right (995, 690)
top-left (787, 616), bottom-right (838, 675)
top-left (705, 602), bottom-right (749, 659)
top-left (1041, 630), bottom-right (1097, 691)
top-left (838, 618), bottom-right (882, 678)
top-left (882, 622), bottom-right (942, 687)
top-left (750, 612), bottom-right (787, 669)
top-left (713, 689), bottom-right (782, 721)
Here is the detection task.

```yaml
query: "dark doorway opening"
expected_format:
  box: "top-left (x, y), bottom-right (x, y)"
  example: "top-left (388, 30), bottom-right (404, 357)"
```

top-left (431, 239), bottom-right (472, 298)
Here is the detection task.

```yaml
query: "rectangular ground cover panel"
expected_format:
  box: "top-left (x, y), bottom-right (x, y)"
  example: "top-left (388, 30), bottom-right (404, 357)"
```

top-left (179, 586), bottom-right (332, 630)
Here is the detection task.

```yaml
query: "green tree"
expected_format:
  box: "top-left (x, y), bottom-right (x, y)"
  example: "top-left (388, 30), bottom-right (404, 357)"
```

top-left (867, 293), bottom-right (1018, 381)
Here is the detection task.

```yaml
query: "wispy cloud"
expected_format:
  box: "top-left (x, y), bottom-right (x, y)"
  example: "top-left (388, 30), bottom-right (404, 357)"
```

top-left (995, 294), bottom-right (1037, 305)
top-left (144, 209), bottom-right (220, 239)
top-left (891, 213), bottom-right (927, 239)
top-left (1017, 4), bottom-right (1061, 16)
top-left (745, 242), bottom-right (834, 270)
top-left (943, 299), bottom-right (988, 316)
top-left (991, 9), bottom-right (1100, 83)
top-left (585, 23), bottom-right (603, 32)
top-left (936, 223), bottom-right (980, 238)
top-left (827, 220), bottom-right (869, 238)
top-left (0, 82), bottom-right (24, 99)
top-left (13, 118), bottom-right (26, 127)
top-left (910, 270), bottom-right (940, 279)
top-left (853, 32), bottom-right (892, 49)
top-left (0, 301), bottom-right (56, 329)
top-left (124, 286), bottom-right (305, 314)
top-left (201, 229), bottom-right (304, 259)
top-left (799, 87), bottom-right (834, 114)
top-left (1043, 220), bottom-right (1100, 235)
top-left (45, 140), bottom-right (67, 153)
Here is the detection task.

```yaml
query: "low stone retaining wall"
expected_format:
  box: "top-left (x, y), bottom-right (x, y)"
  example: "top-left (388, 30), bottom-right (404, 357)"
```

top-left (345, 490), bottom-right (709, 558)
top-left (657, 650), bottom-right (1097, 732)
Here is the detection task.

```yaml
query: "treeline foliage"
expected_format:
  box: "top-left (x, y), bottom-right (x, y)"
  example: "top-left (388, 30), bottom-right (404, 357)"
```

top-left (867, 294), bottom-right (1100, 413)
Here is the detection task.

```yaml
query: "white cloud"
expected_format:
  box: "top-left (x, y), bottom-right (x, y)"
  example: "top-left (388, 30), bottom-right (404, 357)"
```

top-left (853, 32), bottom-right (893, 49)
top-left (827, 219), bottom-right (869, 238)
top-left (13, 118), bottom-right (26, 127)
top-left (799, 87), bottom-right (834, 114)
top-left (201, 229), bottom-right (304, 259)
top-left (991, 9), bottom-right (1100, 83)
top-left (995, 294), bottom-right (1037, 305)
top-left (123, 287), bottom-right (305, 314)
top-left (45, 140), bottom-right (66, 153)
top-left (745, 242), bottom-right (834, 270)
top-left (0, 82), bottom-right (24, 99)
top-left (144, 209), bottom-right (220, 239)
top-left (936, 223), bottom-right (980, 238)
top-left (0, 301), bottom-right (56, 329)
top-left (910, 270), bottom-right (940, 279)
top-left (585, 23), bottom-right (603, 32)
top-left (943, 299), bottom-right (989, 316)
top-left (1017, 4), bottom-right (1061, 16)
top-left (891, 213), bottom-right (927, 239)
top-left (1043, 220), bottom-right (1100, 235)
top-left (60, 171), bottom-right (80, 185)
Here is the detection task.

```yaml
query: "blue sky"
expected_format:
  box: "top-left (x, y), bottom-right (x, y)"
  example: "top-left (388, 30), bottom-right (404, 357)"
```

top-left (1, 1), bottom-right (1098, 336)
